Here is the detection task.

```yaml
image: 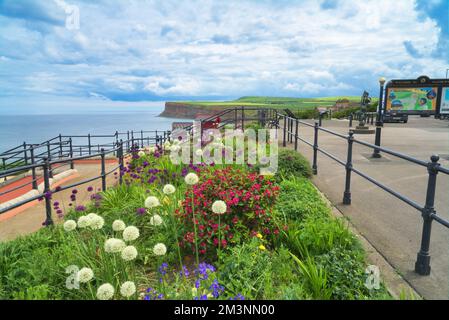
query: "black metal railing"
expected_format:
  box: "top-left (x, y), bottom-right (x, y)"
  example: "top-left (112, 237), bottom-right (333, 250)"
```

top-left (0, 131), bottom-right (171, 216)
top-left (275, 112), bottom-right (449, 276)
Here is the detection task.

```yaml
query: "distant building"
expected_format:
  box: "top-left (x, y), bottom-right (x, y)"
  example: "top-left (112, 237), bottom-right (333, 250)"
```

top-left (334, 98), bottom-right (350, 110)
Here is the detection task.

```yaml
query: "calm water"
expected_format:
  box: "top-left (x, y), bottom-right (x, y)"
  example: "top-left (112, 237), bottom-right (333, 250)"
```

top-left (0, 102), bottom-right (188, 152)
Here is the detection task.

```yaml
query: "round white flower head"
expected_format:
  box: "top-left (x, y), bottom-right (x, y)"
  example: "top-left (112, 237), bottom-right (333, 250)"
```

top-left (153, 243), bottom-right (167, 256)
top-left (162, 184), bottom-right (176, 195)
top-left (212, 200), bottom-right (227, 215)
top-left (184, 172), bottom-right (199, 185)
top-left (195, 149), bottom-right (203, 157)
top-left (120, 281), bottom-right (136, 298)
top-left (150, 214), bottom-right (163, 226)
top-left (148, 146), bottom-right (156, 154)
top-left (96, 283), bottom-right (114, 300)
top-left (164, 141), bottom-right (171, 148)
top-left (112, 219), bottom-right (126, 232)
top-left (121, 245), bottom-right (138, 261)
top-left (104, 238), bottom-right (126, 253)
top-left (123, 226), bottom-right (140, 242)
top-left (170, 145), bottom-right (180, 152)
top-left (77, 216), bottom-right (91, 229)
top-left (145, 196), bottom-right (160, 209)
top-left (63, 220), bottom-right (77, 232)
top-left (138, 150), bottom-right (145, 157)
top-left (89, 215), bottom-right (104, 230)
top-left (77, 267), bottom-right (94, 283)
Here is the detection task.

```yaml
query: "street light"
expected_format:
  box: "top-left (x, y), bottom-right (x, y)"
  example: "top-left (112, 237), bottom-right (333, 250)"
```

top-left (446, 69), bottom-right (449, 79)
top-left (372, 77), bottom-right (386, 158)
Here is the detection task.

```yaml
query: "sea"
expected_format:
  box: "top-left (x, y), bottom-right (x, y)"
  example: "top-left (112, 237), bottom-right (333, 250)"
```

top-left (0, 101), bottom-right (188, 152)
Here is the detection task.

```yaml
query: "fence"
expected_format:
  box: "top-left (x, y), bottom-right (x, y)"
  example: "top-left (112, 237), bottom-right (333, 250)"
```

top-left (276, 111), bottom-right (449, 276)
top-left (0, 131), bottom-right (171, 223)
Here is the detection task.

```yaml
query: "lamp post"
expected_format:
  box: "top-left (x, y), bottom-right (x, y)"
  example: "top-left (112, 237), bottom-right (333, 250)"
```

top-left (446, 69), bottom-right (449, 79)
top-left (372, 77), bottom-right (386, 158)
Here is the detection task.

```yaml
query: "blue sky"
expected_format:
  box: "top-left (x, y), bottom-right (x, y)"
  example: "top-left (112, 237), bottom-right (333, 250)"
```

top-left (0, 0), bottom-right (448, 104)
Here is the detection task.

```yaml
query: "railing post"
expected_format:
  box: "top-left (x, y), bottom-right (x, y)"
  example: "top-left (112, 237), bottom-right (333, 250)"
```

top-left (69, 138), bottom-right (74, 170)
top-left (294, 118), bottom-right (299, 151)
top-left (241, 106), bottom-right (245, 130)
top-left (282, 115), bottom-right (287, 147)
top-left (234, 107), bottom-right (238, 129)
top-left (2, 158), bottom-right (5, 181)
top-left (47, 141), bottom-right (53, 178)
top-left (42, 157), bottom-right (53, 226)
top-left (23, 142), bottom-right (28, 165)
top-left (88, 134), bottom-right (92, 155)
top-left (155, 130), bottom-right (158, 147)
top-left (319, 113), bottom-right (323, 127)
top-left (415, 155), bottom-right (440, 275)
top-left (312, 122), bottom-right (319, 175)
top-left (127, 131), bottom-right (130, 151)
top-left (131, 131), bottom-right (135, 149)
top-left (30, 146), bottom-right (38, 190)
top-left (349, 114), bottom-right (353, 127)
top-left (141, 130), bottom-right (144, 148)
top-left (118, 140), bottom-right (124, 185)
top-left (101, 148), bottom-right (106, 192)
top-left (59, 134), bottom-right (63, 157)
top-left (343, 132), bottom-right (354, 205)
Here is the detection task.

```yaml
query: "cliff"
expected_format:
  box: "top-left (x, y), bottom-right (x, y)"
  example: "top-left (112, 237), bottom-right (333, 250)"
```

top-left (159, 102), bottom-right (229, 119)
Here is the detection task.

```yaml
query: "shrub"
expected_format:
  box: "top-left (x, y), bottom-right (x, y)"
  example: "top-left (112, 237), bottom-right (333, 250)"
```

top-left (315, 246), bottom-right (389, 300)
top-left (177, 166), bottom-right (281, 257)
top-left (294, 108), bottom-right (319, 119)
top-left (275, 177), bottom-right (329, 221)
top-left (277, 148), bottom-right (312, 180)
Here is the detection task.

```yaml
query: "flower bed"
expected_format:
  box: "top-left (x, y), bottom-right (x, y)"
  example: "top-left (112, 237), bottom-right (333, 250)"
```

top-left (0, 145), bottom-right (392, 300)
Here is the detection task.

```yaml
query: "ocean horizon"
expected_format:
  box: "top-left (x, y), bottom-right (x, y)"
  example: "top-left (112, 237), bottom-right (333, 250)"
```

top-left (0, 101), bottom-right (189, 152)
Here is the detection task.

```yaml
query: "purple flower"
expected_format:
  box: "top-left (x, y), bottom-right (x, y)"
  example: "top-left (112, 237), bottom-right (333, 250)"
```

top-left (75, 205), bottom-right (86, 212)
top-left (71, 189), bottom-right (78, 194)
top-left (56, 209), bottom-right (63, 214)
top-left (136, 207), bottom-right (146, 215)
top-left (87, 186), bottom-right (93, 192)
top-left (53, 201), bottom-right (60, 207)
top-left (230, 293), bottom-right (245, 300)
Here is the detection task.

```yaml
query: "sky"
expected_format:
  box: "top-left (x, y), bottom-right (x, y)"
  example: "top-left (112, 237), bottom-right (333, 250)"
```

top-left (0, 0), bottom-right (448, 105)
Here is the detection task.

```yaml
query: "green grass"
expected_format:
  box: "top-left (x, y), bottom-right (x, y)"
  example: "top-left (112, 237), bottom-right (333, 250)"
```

top-left (172, 96), bottom-right (364, 111)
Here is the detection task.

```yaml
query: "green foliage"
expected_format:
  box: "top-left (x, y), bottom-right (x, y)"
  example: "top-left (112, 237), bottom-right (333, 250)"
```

top-left (294, 108), bottom-right (320, 119)
top-left (277, 148), bottom-right (312, 181)
top-left (290, 252), bottom-right (333, 299)
top-left (275, 177), bottom-right (329, 221)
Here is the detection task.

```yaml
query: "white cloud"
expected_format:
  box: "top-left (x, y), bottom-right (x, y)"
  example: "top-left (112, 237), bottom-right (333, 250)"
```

top-left (0, 0), bottom-right (447, 100)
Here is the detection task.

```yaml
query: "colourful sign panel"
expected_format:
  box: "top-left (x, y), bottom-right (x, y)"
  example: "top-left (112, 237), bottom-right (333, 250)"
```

top-left (386, 87), bottom-right (437, 112)
top-left (440, 87), bottom-right (449, 115)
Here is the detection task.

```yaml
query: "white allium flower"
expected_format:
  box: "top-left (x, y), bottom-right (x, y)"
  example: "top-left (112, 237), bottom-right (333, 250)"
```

top-left (77, 216), bottom-right (90, 229)
top-left (195, 149), bottom-right (203, 157)
top-left (120, 281), bottom-right (136, 298)
top-left (96, 283), bottom-right (114, 300)
top-left (77, 267), bottom-right (94, 283)
top-left (112, 219), bottom-right (126, 232)
top-left (153, 243), bottom-right (167, 256)
top-left (170, 145), bottom-right (180, 152)
top-left (63, 220), bottom-right (77, 232)
top-left (123, 226), bottom-right (140, 242)
top-left (138, 150), bottom-right (145, 157)
top-left (148, 146), bottom-right (156, 154)
top-left (184, 172), bottom-right (199, 185)
top-left (121, 245), bottom-right (138, 261)
top-left (212, 200), bottom-right (227, 214)
top-left (89, 215), bottom-right (104, 230)
top-left (164, 141), bottom-right (171, 148)
top-left (145, 196), bottom-right (160, 208)
top-left (163, 184), bottom-right (176, 195)
top-left (104, 238), bottom-right (126, 253)
top-left (150, 214), bottom-right (163, 226)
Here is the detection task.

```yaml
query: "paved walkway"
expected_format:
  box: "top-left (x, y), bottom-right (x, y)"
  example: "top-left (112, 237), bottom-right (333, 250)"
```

top-left (281, 116), bottom-right (449, 299)
top-left (0, 161), bottom-right (119, 242)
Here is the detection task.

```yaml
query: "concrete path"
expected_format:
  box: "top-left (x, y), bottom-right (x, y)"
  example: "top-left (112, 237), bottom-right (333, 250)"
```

top-left (0, 162), bottom-right (119, 242)
top-left (280, 116), bottom-right (449, 299)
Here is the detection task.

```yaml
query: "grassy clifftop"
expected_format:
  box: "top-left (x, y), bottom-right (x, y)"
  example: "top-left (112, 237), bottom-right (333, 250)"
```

top-left (161, 96), bottom-right (362, 118)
